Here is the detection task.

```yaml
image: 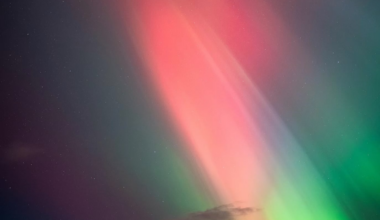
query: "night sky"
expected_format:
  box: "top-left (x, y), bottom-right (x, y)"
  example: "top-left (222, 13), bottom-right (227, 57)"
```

top-left (1, 1), bottom-right (380, 220)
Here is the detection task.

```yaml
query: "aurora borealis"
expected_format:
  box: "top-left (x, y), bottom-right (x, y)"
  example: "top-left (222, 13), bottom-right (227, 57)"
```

top-left (1, 0), bottom-right (380, 220)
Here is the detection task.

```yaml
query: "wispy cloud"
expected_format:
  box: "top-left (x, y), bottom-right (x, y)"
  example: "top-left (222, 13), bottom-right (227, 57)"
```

top-left (2, 142), bottom-right (41, 162)
top-left (176, 204), bottom-right (261, 220)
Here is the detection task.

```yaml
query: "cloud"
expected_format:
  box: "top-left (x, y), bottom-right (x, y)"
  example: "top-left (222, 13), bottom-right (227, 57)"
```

top-left (176, 204), bottom-right (261, 220)
top-left (2, 142), bottom-right (41, 162)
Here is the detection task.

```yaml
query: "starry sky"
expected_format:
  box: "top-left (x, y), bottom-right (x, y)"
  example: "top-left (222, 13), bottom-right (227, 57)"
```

top-left (1, 0), bottom-right (380, 220)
